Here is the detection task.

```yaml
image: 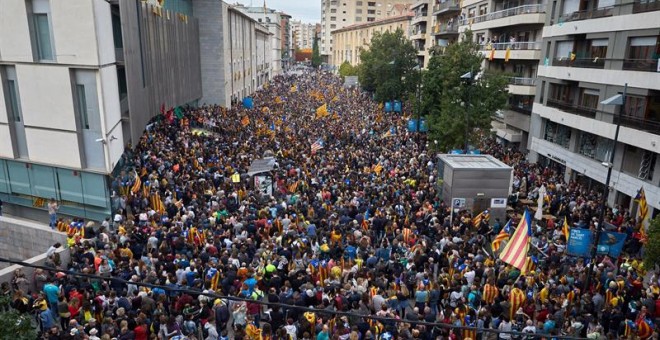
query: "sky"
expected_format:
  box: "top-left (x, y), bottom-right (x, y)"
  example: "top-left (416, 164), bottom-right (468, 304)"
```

top-left (236, 0), bottom-right (321, 23)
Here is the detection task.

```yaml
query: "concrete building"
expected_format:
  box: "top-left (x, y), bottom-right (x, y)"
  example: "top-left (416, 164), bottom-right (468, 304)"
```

top-left (280, 12), bottom-right (294, 70)
top-left (0, 0), bottom-right (201, 220)
top-left (528, 0), bottom-right (660, 216)
top-left (429, 0), bottom-right (461, 58)
top-left (457, 0), bottom-right (546, 148)
top-left (332, 14), bottom-right (414, 66)
top-left (320, 0), bottom-right (415, 63)
top-left (410, 0), bottom-right (433, 67)
top-left (193, 0), bottom-right (272, 107)
top-left (235, 5), bottom-right (283, 77)
top-left (292, 21), bottom-right (319, 50)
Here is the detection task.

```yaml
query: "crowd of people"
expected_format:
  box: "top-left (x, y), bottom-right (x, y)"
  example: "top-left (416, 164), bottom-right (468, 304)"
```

top-left (1, 69), bottom-right (658, 340)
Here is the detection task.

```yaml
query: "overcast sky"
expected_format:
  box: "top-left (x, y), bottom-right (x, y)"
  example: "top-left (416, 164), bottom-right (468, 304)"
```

top-left (235, 0), bottom-right (321, 23)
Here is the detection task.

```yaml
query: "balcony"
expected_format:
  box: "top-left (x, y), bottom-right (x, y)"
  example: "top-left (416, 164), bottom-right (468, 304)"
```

top-left (411, 31), bottom-right (427, 40)
top-left (546, 98), bottom-right (597, 118)
top-left (623, 58), bottom-right (659, 72)
top-left (614, 115), bottom-right (660, 134)
top-left (559, 6), bottom-right (613, 22)
top-left (633, 0), bottom-right (660, 13)
top-left (508, 77), bottom-right (536, 95)
top-left (411, 0), bottom-right (428, 9)
top-left (431, 23), bottom-right (459, 36)
top-left (551, 57), bottom-right (605, 69)
top-left (480, 41), bottom-right (542, 60)
top-left (433, 0), bottom-right (461, 14)
top-left (412, 13), bottom-right (428, 24)
top-left (459, 4), bottom-right (545, 28)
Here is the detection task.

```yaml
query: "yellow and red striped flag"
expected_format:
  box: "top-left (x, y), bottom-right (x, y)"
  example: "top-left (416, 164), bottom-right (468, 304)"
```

top-left (241, 116), bottom-right (250, 127)
top-left (131, 171), bottom-right (142, 194)
top-left (635, 187), bottom-right (649, 243)
top-left (509, 287), bottom-right (526, 320)
top-left (505, 46), bottom-right (511, 62)
top-left (472, 209), bottom-right (490, 227)
top-left (491, 220), bottom-right (511, 253)
top-left (499, 209), bottom-right (532, 271)
top-left (483, 283), bottom-right (499, 304)
top-left (402, 227), bottom-right (412, 244)
top-left (562, 216), bottom-right (570, 242)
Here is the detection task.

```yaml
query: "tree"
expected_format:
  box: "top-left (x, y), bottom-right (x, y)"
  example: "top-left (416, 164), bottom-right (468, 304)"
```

top-left (338, 61), bottom-right (358, 78)
top-left (643, 216), bottom-right (660, 270)
top-left (358, 28), bottom-right (418, 103)
top-left (311, 34), bottom-right (322, 68)
top-left (423, 30), bottom-right (509, 151)
top-left (0, 306), bottom-right (38, 340)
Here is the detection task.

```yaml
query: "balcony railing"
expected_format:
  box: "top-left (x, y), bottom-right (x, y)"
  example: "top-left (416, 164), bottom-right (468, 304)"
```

top-left (622, 58), bottom-right (659, 72)
top-left (414, 11), bottom-right (428, 18)
top-left (459, 4), bottom-right (545, 25)
top-left (614, 115), bottom-right (660, 134)
top-left (560, 6), bottom-right (613, 22)
top-left (431, 23), bottom-right (459, 34)
top-left (633, 0), bottom-right (660, 13)
top-left (546, 98), bottom-right (597, 118)
top-left (552, 57), bottom-right (606, 69)
top-left (509, 77), bottom-right (536, 86)
top-left (509, 105), bottom-right (533, 114)
top-left (481, 41), bottom-right (542, 50)
top-left (433, 0), bottom-right (461, 13)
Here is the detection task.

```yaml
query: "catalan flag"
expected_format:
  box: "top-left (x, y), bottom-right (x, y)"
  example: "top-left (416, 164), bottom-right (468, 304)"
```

top-left (402, 227), bottom-right (412, 244)
top-left (489, 48), bottom-right (495, 61)
top-left (361, 209), bottom-right (370, 232)
top-left (131, 171), bottom-right (142, 194)
top-left (637, 317), bottom-right (653, 339)
top-left (499, 209), bottom-right (532, 271)
top-left (315, 104), bottom-right (328, 119)
top-left (509, 287), bottom-right (526, 320)
top-left (288, 180), bottom-right (300, 193)
top-left (636, 187), bottom-right (649, 243)
top-left (505, 46), bottom-right (511, 62)
top-left (491, 219), bottom-right (511, 253)
top-left (372, 163), bottom-right (384, 175)
top-left (562, 216), bottom-right (570, 242)
top-left (311, 138), bottom-right (324, 153)
top-left (483, 283), bottom-right (499, 304)
top-left (521, 255), bottom-right (537, 275)
top-left (472, 209), bottom-right (490, 227)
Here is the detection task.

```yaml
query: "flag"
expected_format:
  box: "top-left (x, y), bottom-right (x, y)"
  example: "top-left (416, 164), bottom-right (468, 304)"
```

top-left (489, 48), bottom-right (495, 61)
top-left (499, 209), bottom-right (532, 271)
top-left (382, 130), bottom-right (393, 138)
top-left (570, 52), bottom-right (576, 61)
top-left (372, 163), bottom-right (383, 175)
top-left (131, 172), bottom-right (142, 194)
top-left (505, 46), bottom-right (511, 62)
top-left (562, 216), bottom-right (570, 242)
top-left (636, 187), bottom-right (649, 243)
top-left (402, 227), bottom-right (412, 244)
top-left (637, 318), bottom-right (653, 339)
top-left (362, 209), bottom-right (370, 232)
top-left (483, 283), bottom-right (499, 304)
top-left (288, 181), bottom-right (300, 193)
top-left (274, 96), bottom-right (282, 104)
top-left (521, 255), bottom-right (537, 275)
top-left (472, 209), bottom-right (490, 227)
top-left (491, 220), bottom-right (511, 253)
top-left (315, 104), bottom-right (328, 119)
top-left (241, 116), bottom-right (250, 127)
top-left (311, 138), bottom-right (324, 153)
top-left (509, 287), bottom-right (526, 320)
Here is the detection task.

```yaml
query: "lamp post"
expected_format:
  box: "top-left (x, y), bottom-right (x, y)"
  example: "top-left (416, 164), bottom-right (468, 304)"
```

top-left (582, 83), bottom-right (627, 296)
top-left (388, 60), bottom-right (395, 103)
top-left (414, 64), bottom-right (422, 136)
top-left (460, 70), bottom-right (474, 153)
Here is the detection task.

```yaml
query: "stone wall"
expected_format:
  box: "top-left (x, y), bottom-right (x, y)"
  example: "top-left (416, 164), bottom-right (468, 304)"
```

top-left (0, 216), bottom-right (69, 270)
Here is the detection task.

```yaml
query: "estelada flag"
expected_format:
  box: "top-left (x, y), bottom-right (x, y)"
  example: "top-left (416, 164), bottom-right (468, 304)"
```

top-left (499, 209), bottom-right (532, 271)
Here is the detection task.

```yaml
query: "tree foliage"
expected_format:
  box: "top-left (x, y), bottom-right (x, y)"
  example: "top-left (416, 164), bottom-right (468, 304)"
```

top-left (0, 309), bottom-right (38, 340)
top-left (358, 28), bottom-right (418, 103)
top-left (643, 216), bottom-right (660, 270)
top-left (423, 30), bottom-right (509, 151)
top-left (311, 35), bottom-right (322, 68)
top-left (338, 61), bottom-right (358, 78)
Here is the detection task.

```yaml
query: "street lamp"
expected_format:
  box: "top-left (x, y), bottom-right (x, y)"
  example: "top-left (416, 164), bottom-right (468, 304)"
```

top-left (460, 70), bottom-right (474, 153)
top-left (582, 83), bottom-right (627, 296)
top-left (414, 64), bottom-right (422, 135)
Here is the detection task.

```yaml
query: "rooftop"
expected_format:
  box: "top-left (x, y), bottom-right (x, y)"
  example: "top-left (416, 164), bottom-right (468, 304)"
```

top-left (331, 13), bottom-right (414, 34)
top-left (438, 154), bottom-right (512, 170)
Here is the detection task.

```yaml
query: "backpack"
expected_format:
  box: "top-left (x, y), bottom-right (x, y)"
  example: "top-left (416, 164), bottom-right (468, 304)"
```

top-left (183, 319), bottom-right (197, 336)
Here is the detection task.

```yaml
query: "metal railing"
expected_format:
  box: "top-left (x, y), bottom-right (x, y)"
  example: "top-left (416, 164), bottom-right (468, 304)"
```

top-left (481, 41), bottom-right (542, 50)
top-left (614, 114), bottom-right (660, 134)
top-left (547, 98), bottom-right (597, 118)
top-left (431, 23), bottom-right (459, 34)
top-left (509, 105), bottom-right (533, 114)
top-left (623, 58), bottom-right (659, 72)
top-left (433, 0), bottom-right (461, 13)
top-left (459, 4), bottom-right (545, 25)
top-left (559, 6), bottom-right (613, 22)
top-left (414, 11), bottom-right (428, 18)
top-left (633, 0), bottom-right (660, 12)
top-left (552, 57), bottom-right (606, 69)
top-left (509, 77), bottom-right (536, 86)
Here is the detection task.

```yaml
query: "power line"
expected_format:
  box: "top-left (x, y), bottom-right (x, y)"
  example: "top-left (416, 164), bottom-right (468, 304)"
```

top-left (0, 256), bottom-right (587, 339)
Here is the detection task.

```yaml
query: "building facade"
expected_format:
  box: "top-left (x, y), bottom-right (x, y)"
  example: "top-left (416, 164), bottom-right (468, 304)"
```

top-left (235, 5), bottom-right (283, 77)
top-left (0, 0), bottom-right (201, 220)
top-left (332, 14), bottom-right (414, 66)
top-left (528, 0), bottom-right (660, 215)
top-left (320, 0), bottom-right (415, 63)
top-left (193, 0), bottom-right (273, 107)
top-left (457, 0), bottom-right (545, 148)
top-left (292, 21), bottom-right (318, 50)
top-left (280, 12), bottom-right (294, 71)
top-left (410, 0), bottom-right (433, 67)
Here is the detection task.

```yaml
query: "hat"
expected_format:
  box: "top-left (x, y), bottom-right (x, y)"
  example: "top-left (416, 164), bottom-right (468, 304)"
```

top-left (89, 328), bottom-right (98, 335)
top-left (56, 272), bottom-right (66, 279)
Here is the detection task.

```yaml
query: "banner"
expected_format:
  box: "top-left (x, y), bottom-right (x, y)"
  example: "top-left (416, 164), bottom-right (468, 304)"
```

top-left (407, 119), bottom-right (418, 132)
top-left (419, 118), bottom-right (428, 132)
top-left (597, 231), bottom-right (627, 257)
top-left (567, 228), bottom-right (593, 257)
top-left (393, 101), bottom-right (402, 113)
top-left (384, 102), bottom-right (392, 112)
top-left (242, 97), bottom-right (254, 109)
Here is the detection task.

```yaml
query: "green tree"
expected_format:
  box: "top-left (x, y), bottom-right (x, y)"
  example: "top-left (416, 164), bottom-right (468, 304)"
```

top-left (0, 307), bottom-right (38, 340)
top-left (311, 35), bottom-right (322, 68)
top-left (643, 216), bottom-right (660, 270)
top-left (338, 61), bottom-right (358, 78)
top-left (358, 28), bottom-right (418, 103)
top-left (423, 30), bottom-right (509, 151)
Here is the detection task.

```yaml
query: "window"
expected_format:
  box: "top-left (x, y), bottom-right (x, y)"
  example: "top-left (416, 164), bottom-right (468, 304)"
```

top-left (624, 95), bottom-right (647, 118)
top-left (544, 121), bottom-right (572, 148)
top-left (555, 41), bottom-right (574, 59)
top-left (579, 89), bottom-right (599, 111)
top-left (479, 4), bottom-right (488, 15)
top-left (331, 16), bottom-right (336, 21)
top-left (33, 13), bottom-right (54, 61)
top-left (590, 39), bottom-right (608, 59)
top-left (377, 10), bottom-right (382, 15)
top-left (578, 132), bottom-right (613, 162)
top-left (368, 2), bottom-right (376, 6)
top-left (356, 8), bottom-right (363, 13)
top-left (367, 17), bottom-right (375, 21)
top-left (331, 8), bottom-right (337, 13)
top-left (357, 1), bottom-right (363, 5)
top-left (7, 80), bottom-right (21, 122)
top-left (330, 24), bottom-right (337, 28)
top-left (368, 9), bottom-right (376, 14)
top-left (628, 36), bottom-right (659, 60)
top-left (75, 85), bottom-right (90, 129)
top-left (468, 7), bottom-right (476, 17)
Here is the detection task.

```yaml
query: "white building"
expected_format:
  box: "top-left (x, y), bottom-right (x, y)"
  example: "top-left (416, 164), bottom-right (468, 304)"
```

top-left (235, 5), bottom-right (283, 77)
top-left (528, 0), bottom-right (660, 216)
top-left (292, 20), bottom-right (318, 50)
top-left (0, 0), bottom-right (201, 220)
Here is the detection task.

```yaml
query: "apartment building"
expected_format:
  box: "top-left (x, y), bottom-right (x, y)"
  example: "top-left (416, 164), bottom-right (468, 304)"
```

top-left (332, 14), bottom-right (414, 66)
top-left (292, 21), bottom-right (318, 50)
top-left (410, 0), bottom-right (433, 67)
top-left (528, 0), bottom-right (660, 215)
top-left (429, 0), bottom-right (461, 58)
top-left (0, 0), bottom-right (201, 220)
top-left (235, 5), bottom-right (283, 77)
top-left (457, 0), bottom-right (546, 149)
top-left (280, 12), bottom-right (294, 70)
top-left (193, 0), bottom-right (273, 107)
top-left (321, 0), bottom-right (415, 63)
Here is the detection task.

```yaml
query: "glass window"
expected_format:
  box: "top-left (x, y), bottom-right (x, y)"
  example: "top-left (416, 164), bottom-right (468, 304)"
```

top-left (6, 161), bottom-right (31, 195)
top-left (628, 36), bottom-right (659, 60)
top-left (479, 4), bottom-right (488, 15)
top-left (556, 41), bottom-right (574, 59)
top-left (624, 95), bottom-right (647, 118)
top-left (7, 80), bottom-right (21, 122)
top-left (30, 164), bottom-right (57, 199)
top-left (33, 13), bottom-right (54, 61)
top-left (330, 8), bottom-right (336, 13)
top-left (580, 89), bottom-right (599, 110)
top-left (544, 121), bottom-right (571, 148)
top-left (357, 1), bottom-right (363, 5)
top-left (356, 8), bottom-right (362, 13)
top-left (590, 39), bottom-right (608, 58)
top-left (356, 16), bottom-right (362, 21)
top-left (579, 132), bottom-right (613, 162)
top-left (76, 85), bottom-right (90, 129)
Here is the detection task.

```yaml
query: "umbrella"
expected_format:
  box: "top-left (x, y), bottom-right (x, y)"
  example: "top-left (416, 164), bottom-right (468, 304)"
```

top-left (535, 185), bottom-right (546, 220)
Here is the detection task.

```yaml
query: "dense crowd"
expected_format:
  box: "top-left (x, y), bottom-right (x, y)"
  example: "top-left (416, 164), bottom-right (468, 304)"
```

top-left (1, 70), bottom-right (658, 340)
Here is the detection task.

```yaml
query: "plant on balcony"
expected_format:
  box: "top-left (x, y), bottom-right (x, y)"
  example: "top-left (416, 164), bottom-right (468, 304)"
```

top-left (358, 28), bottom-right (418, 103)
top-left (423, 30), bottom-right (509, 151)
